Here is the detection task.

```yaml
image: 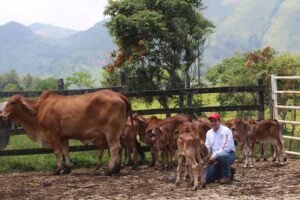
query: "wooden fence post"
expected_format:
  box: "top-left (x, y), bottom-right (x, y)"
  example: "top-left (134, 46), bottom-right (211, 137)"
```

top-left (57, 79), bottom-right (65, 91)
top-left (184, 71), bottom-right (192, 115)
top-left (119, 69), bottom-right (127, 93)
top-left (256, 79), bottom-right (264, 120)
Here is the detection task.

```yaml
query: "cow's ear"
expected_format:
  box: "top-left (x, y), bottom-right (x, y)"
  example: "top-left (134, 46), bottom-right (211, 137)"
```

top-left (20, 98), bottom-right (37, 116)
top-left (136, 115), bottom-right (146, 125)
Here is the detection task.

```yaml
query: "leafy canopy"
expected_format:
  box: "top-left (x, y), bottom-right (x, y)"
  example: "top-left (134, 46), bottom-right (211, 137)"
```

top-left (104, 0), bottom-right (214, 90)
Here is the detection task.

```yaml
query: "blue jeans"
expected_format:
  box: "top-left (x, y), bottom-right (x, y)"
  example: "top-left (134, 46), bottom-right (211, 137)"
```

top-left (205, 151), bottom-right (236, 183)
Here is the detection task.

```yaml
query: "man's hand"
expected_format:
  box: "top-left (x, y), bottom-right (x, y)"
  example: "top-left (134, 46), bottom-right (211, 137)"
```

top-left (208, 158), bottom-right (216, 165)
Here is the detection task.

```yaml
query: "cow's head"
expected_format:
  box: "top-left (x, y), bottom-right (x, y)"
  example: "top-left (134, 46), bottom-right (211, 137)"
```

top-left (174, 122), bottom-right (196, 142)
top-left (1, 95), bottom-right (37, 120)
top-left (230, 119), bottom-right (246, 136)
top-left (145, 126), bottom-right (164, 143)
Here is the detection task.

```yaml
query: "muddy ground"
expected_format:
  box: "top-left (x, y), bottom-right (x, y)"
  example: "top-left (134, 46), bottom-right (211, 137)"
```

top-left (0, 159), bottom-right (299, 200)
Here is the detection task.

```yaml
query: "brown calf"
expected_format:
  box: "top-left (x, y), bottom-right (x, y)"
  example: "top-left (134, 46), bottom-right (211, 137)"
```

top-left (247, 119), bottom-right (285, 167)
top-left (145, 114), bottom-right (192, 168)
top-left (175, 121), bottom-right (208, 190)
top-left (225, 119), bottom-right (249, 164)
top-left (121, 113), bottom-right (146, 169)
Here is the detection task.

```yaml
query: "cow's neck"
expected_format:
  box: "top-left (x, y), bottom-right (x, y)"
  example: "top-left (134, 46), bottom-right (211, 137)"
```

top-left (15, 106), bottom-right (40, 142)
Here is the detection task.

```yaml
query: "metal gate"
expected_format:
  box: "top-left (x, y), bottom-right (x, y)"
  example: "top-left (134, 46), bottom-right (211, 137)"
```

top-left (271, 75), bottom-right (300, 156)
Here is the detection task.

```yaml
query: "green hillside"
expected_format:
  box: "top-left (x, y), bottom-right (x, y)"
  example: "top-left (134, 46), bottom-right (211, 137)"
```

top-left (202, 0), bottom-right (300, 66)
top-left (262, 0), bottom-right (300, 52)
top-left (0, 21), bottom-right (116, 79)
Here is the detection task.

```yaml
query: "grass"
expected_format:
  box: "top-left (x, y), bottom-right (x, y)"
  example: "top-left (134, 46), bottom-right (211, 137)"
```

top-left (0, 94), bottom-right (299, 173)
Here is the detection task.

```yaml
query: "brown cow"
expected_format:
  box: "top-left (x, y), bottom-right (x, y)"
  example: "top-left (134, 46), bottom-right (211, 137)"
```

top-left (0, 90), bottom-right (130, 175)
top-left (175, 121), bottom-right (208, 190)
top-left (121, 113), bottom-right (146, 169)
top-left (145, 114), bottom-right (192, 168)
top-left (225, 119), bottom-right (250, 165)
top-left (138, 115), bottom-right (163, 143)
top-left (95, 113), bottom-right (145, 170)
top-left (247, 119), bottom-right (285, 167)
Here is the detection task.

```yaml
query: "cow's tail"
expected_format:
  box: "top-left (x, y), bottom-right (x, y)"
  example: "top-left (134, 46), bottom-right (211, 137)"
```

top-left (119, 94), bottom-right (133, 126)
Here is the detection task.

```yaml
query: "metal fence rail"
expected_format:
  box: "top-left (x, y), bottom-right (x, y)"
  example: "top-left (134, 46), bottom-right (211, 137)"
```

top-left (271, 75), bottom-right (300, 156)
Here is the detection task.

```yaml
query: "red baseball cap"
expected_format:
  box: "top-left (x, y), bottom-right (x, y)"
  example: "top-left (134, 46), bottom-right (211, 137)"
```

top-left (208, 112), bottom-right (221, 121)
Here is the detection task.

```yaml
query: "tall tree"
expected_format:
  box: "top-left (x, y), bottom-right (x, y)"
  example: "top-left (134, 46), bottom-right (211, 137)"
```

top-left (104, 0), bottom-right (214, 91)
top-left (0, 70), bottom-right (22, 90)
top-left (65, 71), bottom-right (95, 89)
top-left (206, 47), bottom-right (300, 118)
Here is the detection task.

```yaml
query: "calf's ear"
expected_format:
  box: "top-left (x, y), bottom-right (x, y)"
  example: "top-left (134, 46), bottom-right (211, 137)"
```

top-left (20, 98), bottom-right (37, 116)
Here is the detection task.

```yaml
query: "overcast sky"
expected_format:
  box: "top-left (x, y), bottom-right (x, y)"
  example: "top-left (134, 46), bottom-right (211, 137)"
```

top-left (0, 0), bottom-right (240, 31)
top-left (0, 0), bottom-right (108, 30)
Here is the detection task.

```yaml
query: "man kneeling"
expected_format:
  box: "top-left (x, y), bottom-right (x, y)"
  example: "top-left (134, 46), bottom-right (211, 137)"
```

top-left (205, 113), bottom-right (236, 184)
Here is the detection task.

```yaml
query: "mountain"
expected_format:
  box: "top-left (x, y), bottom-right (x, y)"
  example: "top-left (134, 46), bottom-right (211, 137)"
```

top-left (0, 22), bottom-right (63, 76)
top-left (0, 21), bottom-right (116, 78)
top-left (202, 0), bottom-right (300, 65)
top-left (29, 23), bottom-right (77, 39)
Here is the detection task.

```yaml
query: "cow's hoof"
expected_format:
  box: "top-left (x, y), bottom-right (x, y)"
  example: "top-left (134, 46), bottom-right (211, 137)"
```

top-left (53, 168), bottom-right (62, 175)
top-left (201, 183), bottom-right (206, 189)
top-left (284, 157), bottom-right (287, 162)
top-left (175, 181), bottom-right (180, 186)
top-left (149, 163), bottom-right (155, 168)
top-left (105, 164), bottom-right (121, 176)
top-left (62, 167), bottom-right (72, 174)
top-left (192, 186), bottom-right (198, 191)
top-left (104, 170), bottom-right (113, 176)
top-left (95, 165), bottom-right (101, 170)
top-left (131, 165), bottom-right (138, 170)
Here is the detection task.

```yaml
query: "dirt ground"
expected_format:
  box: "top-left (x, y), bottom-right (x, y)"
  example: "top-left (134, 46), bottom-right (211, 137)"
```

top-left (0, 159), bottom-right (299, 200)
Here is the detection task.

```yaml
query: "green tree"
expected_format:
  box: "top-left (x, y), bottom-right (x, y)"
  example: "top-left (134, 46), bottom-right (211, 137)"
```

top-left (65, 71), bottom-right (95, 89)
top-left (0, 70), bottom-right (23, 90)
top-left (104, 0), bottom-right (214, 91)
top-left (3, 83), bottom-right (22, 91)
top-left (32, 77), bottom-right (57, 91)
top-left (206, 47), bottom-right (300, 119)
top-left (21, 74), bottom-right (34, 90)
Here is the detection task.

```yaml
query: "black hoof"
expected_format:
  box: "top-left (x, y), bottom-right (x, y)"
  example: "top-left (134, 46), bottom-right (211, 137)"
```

top-left (62, 167), bottom-right (72, 174)
top-left (149, 163), bottom-right (155, 168)
top-left (95, 165), bottom-right (101, 170)
top-left (263, 158), bottom-right (268, 162)
top-left (104, 170), bottom-right (113, 176)
top-left (105, 163), bottom-right (121, 176)
top-left (132, 164), bottom-right (138, 170)
top-left (202, 183), bottom-right (206, 188)
top-left (53, 168), bottom-right (62, 175)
